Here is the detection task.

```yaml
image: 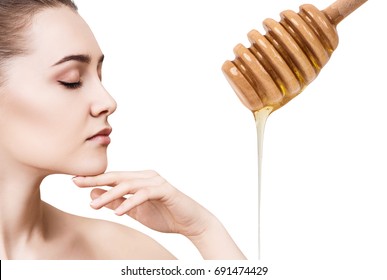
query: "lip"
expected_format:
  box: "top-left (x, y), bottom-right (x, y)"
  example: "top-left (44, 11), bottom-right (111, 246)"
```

top-left (87, 127), bottom-right (112, 145)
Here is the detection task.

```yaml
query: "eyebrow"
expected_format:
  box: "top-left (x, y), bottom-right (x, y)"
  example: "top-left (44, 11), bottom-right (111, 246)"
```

top-left (52, 54), bottom-right (104, 66)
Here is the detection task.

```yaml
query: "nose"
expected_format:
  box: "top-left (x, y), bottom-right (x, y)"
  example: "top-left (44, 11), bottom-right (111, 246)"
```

top-left (90, 83), bottom-right (117, 118)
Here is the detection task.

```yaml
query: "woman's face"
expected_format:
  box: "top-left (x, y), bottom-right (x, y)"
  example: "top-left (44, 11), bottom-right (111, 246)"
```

top-left (0, 7), bottom-right (117, 176)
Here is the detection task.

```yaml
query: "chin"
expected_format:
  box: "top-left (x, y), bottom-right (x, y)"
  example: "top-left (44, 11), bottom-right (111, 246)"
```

top-left (69, 156), bottom-right (108, 176)
top-left (78, 167), bottom-right (107, 177)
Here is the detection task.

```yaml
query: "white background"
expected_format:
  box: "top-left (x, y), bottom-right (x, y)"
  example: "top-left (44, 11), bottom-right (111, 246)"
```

top-left (38, 0), bottom-right (386, 279)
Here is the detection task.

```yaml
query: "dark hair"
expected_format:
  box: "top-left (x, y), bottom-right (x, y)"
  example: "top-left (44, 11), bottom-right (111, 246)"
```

top-left (0, 0), bottom-right (78, 83)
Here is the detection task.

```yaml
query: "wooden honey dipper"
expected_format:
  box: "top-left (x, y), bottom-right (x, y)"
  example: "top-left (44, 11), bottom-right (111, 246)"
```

top-left (222, 0), bottom-right (368, 113)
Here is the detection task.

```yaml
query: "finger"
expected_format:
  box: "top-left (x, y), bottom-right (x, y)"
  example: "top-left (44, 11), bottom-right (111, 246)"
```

top-left (90, 188), bottom-right (106, 200)
top-left (72, 170), bottom-right (160, 188)
top-left (89, 177), bottom-right (159, 209)
top-left (90, 188), bottom-right (126, 211)
top-left (72, 173), bottom-right (119, 188)
top-left (114, 189), bottom-right (150, 216)
top-left (89, 182), bottom-right (132, 209)
top-left (113, 182), bottom-right (174, 216)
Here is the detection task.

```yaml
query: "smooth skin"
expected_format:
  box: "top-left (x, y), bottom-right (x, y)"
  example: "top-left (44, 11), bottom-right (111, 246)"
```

top-left (73, 171), bottom-right (245, 259)
top-left (0, 6), bottom-right (245, 260)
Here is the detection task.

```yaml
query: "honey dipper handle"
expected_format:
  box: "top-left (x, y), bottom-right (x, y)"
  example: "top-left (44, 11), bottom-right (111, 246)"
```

top-left (323, 0), bottom-right (368, 25)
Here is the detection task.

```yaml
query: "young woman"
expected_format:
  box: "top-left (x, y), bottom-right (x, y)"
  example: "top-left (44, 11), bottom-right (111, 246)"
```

top-left (0, 0), bottom-right (246, 260)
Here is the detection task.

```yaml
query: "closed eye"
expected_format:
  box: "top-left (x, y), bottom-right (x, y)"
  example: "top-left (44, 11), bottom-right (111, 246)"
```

top-left (58, 81), bottom-right (82, 89)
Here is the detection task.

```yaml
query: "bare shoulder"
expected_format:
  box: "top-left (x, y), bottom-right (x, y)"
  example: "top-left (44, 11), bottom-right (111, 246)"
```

top-left (82, 216), bottom-right (176, 260)
top-left (43, 202), bottom-right (176, 260)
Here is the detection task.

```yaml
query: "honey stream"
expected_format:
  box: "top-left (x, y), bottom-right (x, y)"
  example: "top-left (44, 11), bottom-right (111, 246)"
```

top-left (223, 0), bottom-right (368, 261)
top-left (254, 106), bottom-right (273, 259)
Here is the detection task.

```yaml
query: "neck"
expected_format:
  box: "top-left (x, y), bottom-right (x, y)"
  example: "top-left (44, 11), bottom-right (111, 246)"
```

top-left (0, 163), bottom-right (48, 259)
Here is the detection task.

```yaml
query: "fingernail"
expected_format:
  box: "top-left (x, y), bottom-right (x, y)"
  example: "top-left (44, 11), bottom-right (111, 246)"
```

top-left (72, 176), bottom-right (83, 181)
top-left (90, 198), bottom-right (100, 207)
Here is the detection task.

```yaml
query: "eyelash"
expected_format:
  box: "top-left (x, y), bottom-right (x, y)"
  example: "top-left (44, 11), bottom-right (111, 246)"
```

top-left (58, 81), bottom-right (82, 89)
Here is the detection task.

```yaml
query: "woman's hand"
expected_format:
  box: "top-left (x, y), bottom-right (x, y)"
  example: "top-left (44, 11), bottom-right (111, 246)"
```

top-left (73, 171), bottom-right (210, 237)
top-left (72, 170), bottom-right (246, 259)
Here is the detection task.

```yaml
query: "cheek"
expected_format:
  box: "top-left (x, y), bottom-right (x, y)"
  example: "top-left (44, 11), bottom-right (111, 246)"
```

top-left (1, 98), bottom-right (58, 165)
top-left (0, 88), bottom-right (104, 174)
top-left (2, 88), bottom-right (70, 145)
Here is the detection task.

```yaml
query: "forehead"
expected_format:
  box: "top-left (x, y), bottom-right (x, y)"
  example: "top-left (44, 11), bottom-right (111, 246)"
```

top-left (27, 6), bottom-right (102, 64)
